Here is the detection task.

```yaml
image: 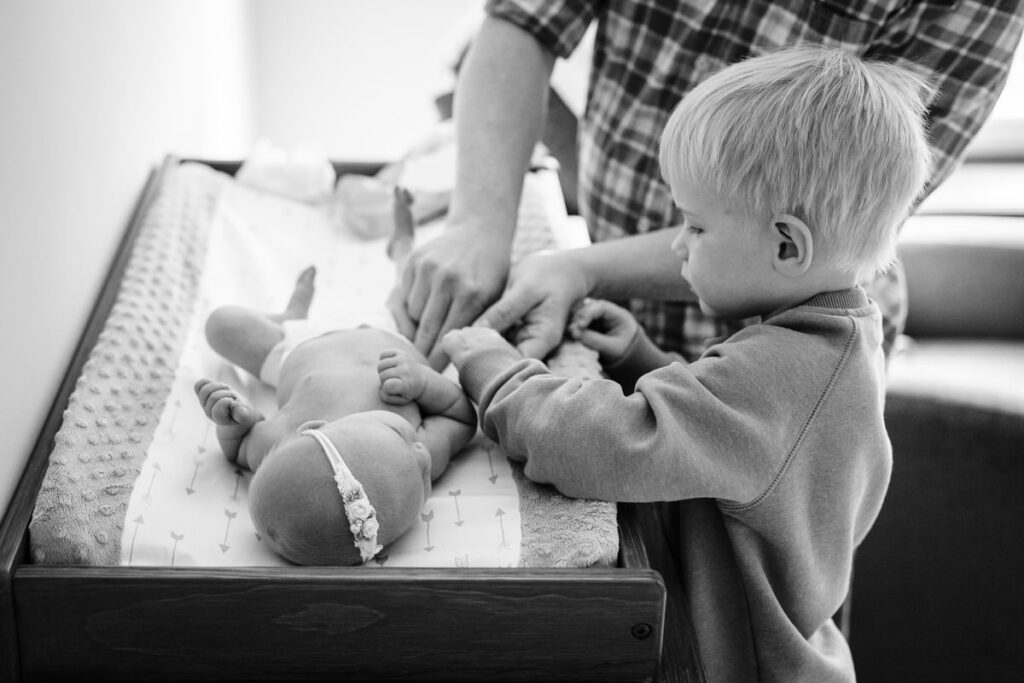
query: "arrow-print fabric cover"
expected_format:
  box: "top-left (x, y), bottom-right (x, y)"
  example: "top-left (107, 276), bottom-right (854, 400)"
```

top-left (30, 160), bottom-right (618, 568)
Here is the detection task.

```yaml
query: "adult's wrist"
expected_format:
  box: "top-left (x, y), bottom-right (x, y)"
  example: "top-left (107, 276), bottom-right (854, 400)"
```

top-left (557, 247), bottom-right (599, 299)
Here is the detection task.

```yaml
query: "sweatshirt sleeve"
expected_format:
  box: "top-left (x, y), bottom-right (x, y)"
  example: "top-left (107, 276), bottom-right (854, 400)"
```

top-left (602, 325), bottom-right (681, 391)
top-left (457, 325), bottom-right (831, 504)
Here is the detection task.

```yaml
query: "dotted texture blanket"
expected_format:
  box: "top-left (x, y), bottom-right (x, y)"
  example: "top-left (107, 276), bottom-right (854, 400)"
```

top-left (28, 161), bottom-right (618, 568)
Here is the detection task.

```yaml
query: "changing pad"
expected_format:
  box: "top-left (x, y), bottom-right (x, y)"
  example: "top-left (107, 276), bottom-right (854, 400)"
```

top-left (28, 159), bottom-right (618, 569)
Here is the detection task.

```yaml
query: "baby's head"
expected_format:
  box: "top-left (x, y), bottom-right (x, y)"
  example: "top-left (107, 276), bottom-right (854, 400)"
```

top-left (659, 46), bottom-right (934, 316)
top-left (248, 411), bottom-right (433, 565)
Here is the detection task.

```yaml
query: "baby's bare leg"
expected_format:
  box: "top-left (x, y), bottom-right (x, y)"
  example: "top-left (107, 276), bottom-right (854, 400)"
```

top-left (386, 186), bottom-right (415, 267)
top-left (268, 265), bottom-right (316, 323)
top-left (205, 267), bottom-right (316, 377)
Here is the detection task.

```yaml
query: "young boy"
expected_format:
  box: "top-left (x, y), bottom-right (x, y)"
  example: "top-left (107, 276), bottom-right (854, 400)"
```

top-left (195, 192), bottom-right (477, 566)
top-left (441, 46), bottom-right (933, 681)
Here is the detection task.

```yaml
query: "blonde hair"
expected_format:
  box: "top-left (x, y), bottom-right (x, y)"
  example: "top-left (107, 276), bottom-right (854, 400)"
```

top-left (659, 46), bottom-right (935, 280)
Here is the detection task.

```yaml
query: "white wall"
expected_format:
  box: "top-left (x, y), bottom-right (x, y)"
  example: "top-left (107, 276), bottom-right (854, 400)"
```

top-left (249, 0), bottom-right (480, 160)
top-left (0, 0), bottom-right (481, 520)
top-left (0, 0), bottom-right (252, 519)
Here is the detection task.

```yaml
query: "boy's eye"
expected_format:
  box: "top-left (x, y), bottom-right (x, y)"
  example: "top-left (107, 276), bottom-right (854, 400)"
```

top-left (687, 225), bottom-right (703, 235)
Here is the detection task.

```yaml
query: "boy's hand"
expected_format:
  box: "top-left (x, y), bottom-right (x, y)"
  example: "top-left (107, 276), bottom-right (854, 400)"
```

top-left (441, 327), bottom-right (520, 369)
top-left (568, 298), bottom-right (639, 365)
top-left (194, 379), bottom-right (257, 427)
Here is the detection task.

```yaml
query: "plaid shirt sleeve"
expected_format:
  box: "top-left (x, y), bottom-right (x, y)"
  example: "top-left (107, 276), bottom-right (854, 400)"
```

top-left (485, 0), bottom-right (602, 58)
top-left (870, 0), bottom-right (1024, 196)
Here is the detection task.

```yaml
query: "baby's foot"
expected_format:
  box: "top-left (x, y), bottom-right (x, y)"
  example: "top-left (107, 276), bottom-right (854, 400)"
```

top-left (194, 379), bottom-right (259, 461)
top-left (281, 266), bottom-right (316, 320)
top-left (386, 186), bottom-right (414, 262)
top-left (377, 349), bottom-right (427, 405)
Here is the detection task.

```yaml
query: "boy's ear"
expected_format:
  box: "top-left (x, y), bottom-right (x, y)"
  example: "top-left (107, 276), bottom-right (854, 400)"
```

top-left (771, 213), bottom-right (813, 277)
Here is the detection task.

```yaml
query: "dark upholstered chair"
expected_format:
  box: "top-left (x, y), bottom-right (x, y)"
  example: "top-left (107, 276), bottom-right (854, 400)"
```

top-left (850, 213), bottom-right (1024, 682)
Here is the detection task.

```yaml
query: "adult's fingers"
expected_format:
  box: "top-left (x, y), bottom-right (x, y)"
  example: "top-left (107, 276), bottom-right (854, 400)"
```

top-left (508, 307), bottom-right (566, 359)
top-left (515, 323), bottom-right (564, 359)
top-left (386, 287), bottom-right (417, 341)
top-left (402, 262), bottom-right (430, 326)
top-left (475, 292), bottom-right (531, 333)
top-left (412, 285), bottom-right (455, 357)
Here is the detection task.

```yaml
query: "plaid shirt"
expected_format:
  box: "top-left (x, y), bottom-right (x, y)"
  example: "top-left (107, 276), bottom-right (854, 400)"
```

top-left (488, 0), bottom-right (1024, 360)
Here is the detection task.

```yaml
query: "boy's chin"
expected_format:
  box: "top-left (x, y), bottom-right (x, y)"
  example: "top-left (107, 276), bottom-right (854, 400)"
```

top-left (697, 300), bottom-right (721, 317)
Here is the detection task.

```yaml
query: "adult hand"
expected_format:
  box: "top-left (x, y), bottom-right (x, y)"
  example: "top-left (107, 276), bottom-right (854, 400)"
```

top-left (388, 224), bottom-right (511, 365)
top-left (475, 251), bottom-right (590, 360)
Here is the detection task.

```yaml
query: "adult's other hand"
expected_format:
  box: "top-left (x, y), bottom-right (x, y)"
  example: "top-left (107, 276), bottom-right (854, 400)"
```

top-left (475, 251), bottom-right (590, 360)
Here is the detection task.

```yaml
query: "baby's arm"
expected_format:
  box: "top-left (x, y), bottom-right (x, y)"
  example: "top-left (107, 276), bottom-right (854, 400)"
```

top-left (194, 379), bottom-right (268, 470)
top-left (377, 350), bottom-right (477, 478)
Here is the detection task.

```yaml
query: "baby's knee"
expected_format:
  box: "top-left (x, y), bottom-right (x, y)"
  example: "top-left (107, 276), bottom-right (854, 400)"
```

top-left (205, 306), bottom-right (248, 353)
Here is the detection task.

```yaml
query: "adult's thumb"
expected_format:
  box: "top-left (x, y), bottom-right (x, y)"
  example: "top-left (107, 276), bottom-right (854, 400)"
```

top-left (474, 296), bottom-right (524, 333)
top-left (517, 335), bottom-right (558, 360)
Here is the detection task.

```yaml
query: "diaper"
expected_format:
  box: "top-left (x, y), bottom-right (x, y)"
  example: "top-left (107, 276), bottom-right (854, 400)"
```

top-left (259, 312), bottom-right (400, 387)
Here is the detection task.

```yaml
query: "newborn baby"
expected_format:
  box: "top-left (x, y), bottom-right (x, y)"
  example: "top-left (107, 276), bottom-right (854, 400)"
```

top-left (194, 196), bottom-right (476, 565)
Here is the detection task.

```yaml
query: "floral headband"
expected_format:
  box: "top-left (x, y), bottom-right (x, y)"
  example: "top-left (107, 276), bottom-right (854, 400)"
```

top-left (302, 427), bottom-right (382, 562)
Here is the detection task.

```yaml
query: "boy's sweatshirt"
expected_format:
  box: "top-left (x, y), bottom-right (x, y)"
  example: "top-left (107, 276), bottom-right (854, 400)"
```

top-left (456, 288), bottom-right (891, 682)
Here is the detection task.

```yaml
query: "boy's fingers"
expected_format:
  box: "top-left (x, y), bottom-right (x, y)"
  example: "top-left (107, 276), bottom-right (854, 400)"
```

top-left (572, 304), bottom-right (600, 329)
top-left (578, 329), bottom-right (608, 349)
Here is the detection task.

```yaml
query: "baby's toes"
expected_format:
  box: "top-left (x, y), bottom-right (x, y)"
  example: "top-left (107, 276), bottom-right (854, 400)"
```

top-left (210, 396), bottom-right (239, 424)
top-left (380, 376), bottom-right (413, 405)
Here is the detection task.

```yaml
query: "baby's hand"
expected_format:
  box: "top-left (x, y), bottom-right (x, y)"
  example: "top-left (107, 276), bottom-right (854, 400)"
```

top-left (568, 298), bottom-right (639, 364)
top-left (194, 379), bottom-right (257, 427)
top-left (441, 327), bottom-right (519, 368)
top-left (377, 349), bottom-right (427, 405)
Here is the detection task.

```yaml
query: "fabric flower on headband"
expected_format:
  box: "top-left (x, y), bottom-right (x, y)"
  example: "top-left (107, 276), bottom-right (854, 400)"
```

top-left (303, 428), bottom-right (383, 562)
